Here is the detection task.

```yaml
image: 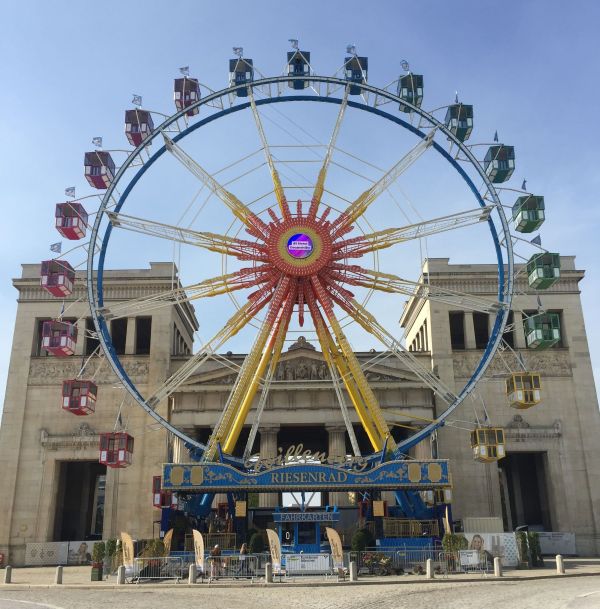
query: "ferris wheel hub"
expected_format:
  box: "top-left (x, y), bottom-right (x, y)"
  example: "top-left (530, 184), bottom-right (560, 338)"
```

top-left (267, 217), bottom-right (332, 277)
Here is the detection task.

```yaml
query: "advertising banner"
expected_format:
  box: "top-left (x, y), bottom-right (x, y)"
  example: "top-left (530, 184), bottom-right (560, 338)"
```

top-left (162, 528), bottom-right (173, 556)
top-left (120, 531), bottom-right (135, 569)
top-left (537, 532), bottom-right (576, 556)
top-left (463, 532), bottom-right (519, 567)
top-left (286, 553), bottom-right (330, 574)
top-left (25, 542), bottom-right (68, 566)
top-left (192, 529), bottom-right (205, 573)
top-left (25, 541), bottom-right (105, 566)
top-left (266, 528), bottom-right (282, 573)
top-left (325, 527), bottom-right (344, 569)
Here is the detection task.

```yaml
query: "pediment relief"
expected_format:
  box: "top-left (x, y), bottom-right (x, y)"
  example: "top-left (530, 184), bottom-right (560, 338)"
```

top-left (183, 345), bottom-right (423, 388)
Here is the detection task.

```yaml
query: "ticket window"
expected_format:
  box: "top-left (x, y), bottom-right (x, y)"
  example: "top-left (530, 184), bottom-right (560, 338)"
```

top-left (281, 523), bottom-right (294, 547)
top-left (298, 523), bottom-right (316, 545)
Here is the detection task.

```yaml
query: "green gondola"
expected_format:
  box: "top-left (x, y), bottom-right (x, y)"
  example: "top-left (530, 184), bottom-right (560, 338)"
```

top-left (444, 103), bottom-right (473, 142)
top-left (527, 253), bottom-right (561, 289)
top-left (484, 144), bottom-right (515, 183)
top-left (524, 313), bottom-right (561, 349)
top-left (512, 195), bottom-right (545, 233)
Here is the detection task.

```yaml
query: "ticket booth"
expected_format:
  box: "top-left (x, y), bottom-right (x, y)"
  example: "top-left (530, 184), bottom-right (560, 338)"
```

top-left (273, 509), bottom-right (340, 554)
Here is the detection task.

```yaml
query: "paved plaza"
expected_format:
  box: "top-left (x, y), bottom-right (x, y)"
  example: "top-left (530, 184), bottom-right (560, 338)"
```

top-left (0, 560), bottom-right (599, 609)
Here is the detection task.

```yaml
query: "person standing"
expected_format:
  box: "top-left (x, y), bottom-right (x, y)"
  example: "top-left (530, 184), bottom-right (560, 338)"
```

top-left (210, 544), bottom-right (222, 579)
top-left (239, 542), bottom-right (248, 576)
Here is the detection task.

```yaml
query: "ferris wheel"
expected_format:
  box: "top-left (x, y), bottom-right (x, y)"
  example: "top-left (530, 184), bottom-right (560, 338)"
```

top-left (43, 44), bottom-right (557, 472)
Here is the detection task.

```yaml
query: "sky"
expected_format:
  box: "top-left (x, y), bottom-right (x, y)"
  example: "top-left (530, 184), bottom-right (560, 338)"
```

top-left (1, 0), bottom-right (599, 416)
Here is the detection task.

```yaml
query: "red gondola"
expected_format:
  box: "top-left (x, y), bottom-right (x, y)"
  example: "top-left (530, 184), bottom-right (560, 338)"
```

top-left (62, 380), bottom-right (97, 415)
top-left (84, 151), bottom-right (115, 189)
top-left (174, 77), bottom-right (200, 116)
top-left (55, 202), bottom-right (88, 240)
top-left (99, 432), bottom-right (134, 468)
top-left (40, 260), bottom-right (75, 297)
top-left (125, 109), bottom-right (154, 147)
top-left (41, 320), bottom-right (77, 356)
top-left (152, 476), bottom-right (177, 508)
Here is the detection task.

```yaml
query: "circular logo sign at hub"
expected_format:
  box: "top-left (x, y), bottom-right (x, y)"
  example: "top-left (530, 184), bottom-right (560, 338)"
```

top-left (286, 233), bottom-right (314, 259)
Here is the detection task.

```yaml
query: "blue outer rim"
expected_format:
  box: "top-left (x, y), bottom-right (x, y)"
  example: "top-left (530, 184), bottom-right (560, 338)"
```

top-left (88, 75), bottom-right (513, 460)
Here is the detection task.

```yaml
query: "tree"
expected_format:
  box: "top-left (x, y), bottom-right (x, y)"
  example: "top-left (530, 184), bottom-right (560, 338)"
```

top-left (351, 528), bottom-right (375, 552)
top-left (248, 532), bottom-right (265, 553)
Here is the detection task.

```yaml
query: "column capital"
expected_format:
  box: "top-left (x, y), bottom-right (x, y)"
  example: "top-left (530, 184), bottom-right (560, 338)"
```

top-left (259, 424), bottom-right (280, 435)
top-left (325, 424), bottom-right (347, 434)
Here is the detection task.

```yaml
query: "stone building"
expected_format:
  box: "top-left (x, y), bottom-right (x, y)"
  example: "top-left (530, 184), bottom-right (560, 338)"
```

top-left (0, 256), bottom-right (598, 564)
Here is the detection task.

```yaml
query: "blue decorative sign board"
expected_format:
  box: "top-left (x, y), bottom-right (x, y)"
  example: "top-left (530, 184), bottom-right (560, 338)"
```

top-left (273, 512), bottom-right (340, 523)
top-left (162, 459), bottom-right (449, 492)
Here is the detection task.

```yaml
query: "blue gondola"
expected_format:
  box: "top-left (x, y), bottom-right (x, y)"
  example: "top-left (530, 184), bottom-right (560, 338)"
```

top-left (287, 50), bottom-right (311, 89)
top-left (398, 73), bottom-right (423, 113)
top-left (344, 55), bottom-right (368, 95)
top-left (229, 57), bottom-right (254, 97)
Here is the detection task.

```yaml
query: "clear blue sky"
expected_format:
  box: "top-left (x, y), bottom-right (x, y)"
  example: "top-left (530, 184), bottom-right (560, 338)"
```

top-left (1, 0), bottom-right (599, 414)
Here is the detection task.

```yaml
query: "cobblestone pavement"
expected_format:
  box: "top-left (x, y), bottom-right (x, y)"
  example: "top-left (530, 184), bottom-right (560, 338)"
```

top-left (1, 575), bottom-right (600, 609)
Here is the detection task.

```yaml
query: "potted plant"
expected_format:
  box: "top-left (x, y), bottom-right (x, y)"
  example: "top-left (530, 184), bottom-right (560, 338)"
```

top-left (91, 541), bottom-right (106, 581)
top-left (105, 538), bottom-right (117, 574)
top-left (441, 533), bottom-right (467, 573)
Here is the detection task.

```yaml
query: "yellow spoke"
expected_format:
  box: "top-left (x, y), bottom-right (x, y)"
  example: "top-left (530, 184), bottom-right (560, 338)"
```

top-left (204, 278), bottom-right (293, 459)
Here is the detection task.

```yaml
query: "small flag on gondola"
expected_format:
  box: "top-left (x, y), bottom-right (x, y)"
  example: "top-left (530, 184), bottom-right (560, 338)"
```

top-left (233, 47), bottom-right (243, 57)
top-left (346, 44), bottom-right (356, 55)
top-left (118, 412), bottom-right (123, 428)
top-left (531, 235), bottom-right (542, 246)
top-left (493, 130), bottom-right (499, 142)
top-left (92, 136), bottom-right (103, 148)
top-left (65, 186), bottom-right (76, 198)
top-left (132, 94), bottom-right (142, 107)
top-left (289, 39), bottom-right (299, 50)
top-left (521, 179), bottom-right (527, 190)
top-left (179, 66), bottom-right (190, 76)
top-left (400, 59), bottom-right (410, 72)
top-left (50, 242), bottom-right (62, 254)
top-left (455, 91), bottom-right (459, 103)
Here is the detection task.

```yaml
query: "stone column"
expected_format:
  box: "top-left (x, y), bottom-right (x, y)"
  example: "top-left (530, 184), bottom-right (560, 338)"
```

top-left (125, 317), bottom-right (136, 355)
top-left (464, 312), bottom-right (476, 349)
top-left (75, 318), bottom-right (85, 356)
top-left (258, 426), bottom-right (280, 508)
top-left (513, 311), bottom-right (527, 349)
top-left (327, 425), bottom-right (350, 507)
top-left (172, 434), bottom-right (188, 464)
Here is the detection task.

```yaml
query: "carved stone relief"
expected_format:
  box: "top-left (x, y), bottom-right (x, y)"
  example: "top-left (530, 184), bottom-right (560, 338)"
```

top-left (29, 357), bottom-right (149, 385)
top-left (453, 349), bottom-right (571, 378)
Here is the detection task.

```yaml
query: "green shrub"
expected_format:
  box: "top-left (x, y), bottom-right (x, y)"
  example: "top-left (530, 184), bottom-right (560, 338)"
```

top-left (92, 541), bottom-right (106, 564)
top-left (246, 528), bottom-right (259, 545)
top-left (143, 538), bottom-right (165, 557)
top-left (105, 539), bottom-right (117, 558)
top-left (442, 533), bottom-right (468, 553)
top-left (351, 528), bottom-right (375, 552)
top-left (248, 532), bottom-right (265, 554)
top-left (528, 532), bottom-right (545, 567)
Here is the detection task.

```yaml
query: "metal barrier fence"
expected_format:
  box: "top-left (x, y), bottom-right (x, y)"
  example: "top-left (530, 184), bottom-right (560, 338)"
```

top-left (206, 555), bottom-right (259, 580)
top-left (126, 549), bottom-right (487, 582)
top-left (133, 556), bottom-right (185, 582)
top-left (347, 548), bottom-right (488, 576)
